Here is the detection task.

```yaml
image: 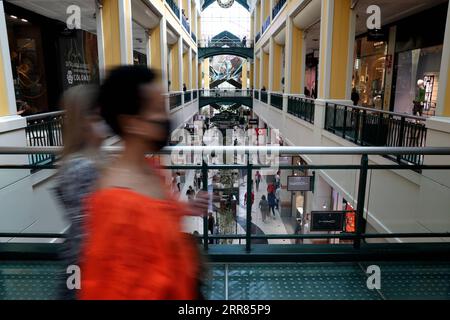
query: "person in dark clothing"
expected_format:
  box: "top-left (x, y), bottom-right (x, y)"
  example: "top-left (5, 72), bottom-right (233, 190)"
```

top-left (255, 171), bottom-right (261, 192)
top-left (311, 86), bottom-right (317, 99)
top-left (351, 88), bottom-right (360, 106)
top-left (207, 212), bottom-right (215, 244)
top-left (304, 86), bottom-right (310, 97)
top-left (186, 185), bottom-right (195, 202)
top-left (267, 191), bottom-right (276, 218)
top-left (183, 83), bottom-right (187, 92)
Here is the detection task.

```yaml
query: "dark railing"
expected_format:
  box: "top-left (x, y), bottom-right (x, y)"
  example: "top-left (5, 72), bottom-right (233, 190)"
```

top-left (325, 103), bottom-right (427, 165)
top-left (184, 90), bottom-right (192, 103)
top-left (25, 111), bottom-right (64, 166)
top-left (198, 38), bottom-right (253, 48)
top-left (199, 89), bottom-right (252, 97)
top-left (272, 0), bottom-right (287, 19)
top-left (166, 0), bottom-right (180, 18)
top-left (254, 90), bottom-right (259, 100)
top-left (255, 32), bottom-right (261, 43)
top-left (2, 146), bottom-right (450, 257)
top-left (193, 90), bottom-right (198, 100)
top-left (262, 16), bottom-right (271, 34)
top-left (261, 91), bottom-right (268, 103)
top-left (169, 92), bottom-right (182, 110)
top-left (270, 93), bottom-right (283, 110)
top-left (182, 15), bottom-right (190, 33)
top-left (191, 32), bottom-right (197, 43)
top-left (287, 96), bottom-right (315, 124)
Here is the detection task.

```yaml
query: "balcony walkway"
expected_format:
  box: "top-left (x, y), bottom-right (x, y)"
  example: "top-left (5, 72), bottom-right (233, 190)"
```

top-left (199, 90), bottom-right (253, 108)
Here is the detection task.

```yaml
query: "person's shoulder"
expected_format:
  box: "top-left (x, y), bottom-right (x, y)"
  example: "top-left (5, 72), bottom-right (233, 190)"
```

top-left (63, 154), bottom-right (96, 172)
top-left (58, 155), bottom-right (97, 181)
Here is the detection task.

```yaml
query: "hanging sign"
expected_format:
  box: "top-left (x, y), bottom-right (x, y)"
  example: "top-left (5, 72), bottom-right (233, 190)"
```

top-left (310, 211), bottom-right (345, 232)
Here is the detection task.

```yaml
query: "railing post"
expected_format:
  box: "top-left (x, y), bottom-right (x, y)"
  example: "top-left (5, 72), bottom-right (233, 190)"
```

top-left (354, 109), bottom-right (360, 144)
top-left (342, 106), bottom-right (347, 139)
top-left (202, 160), bottom-right (209, 250)
top-left (332, 104), bottom-right (337, 133)
top-left (361, 110), bottom-right (367, 146)
top-left (47, 118), bottom-right (54, 146)
top-left (397, 116), bottom-right (406, 163)
top-left (354, 154), bottom-right (369, 249)
top-left (47, 119), bottom-right (56, 162)
top-left (246, 156), bottom-right (253, 252)
top-left (376, 112), bottom-right (383, 146)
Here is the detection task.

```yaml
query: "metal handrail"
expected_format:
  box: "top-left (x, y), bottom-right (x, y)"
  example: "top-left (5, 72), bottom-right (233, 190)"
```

top-left (327, 101), bottom-right (426, 122)
top-left (2, 146), bottom-right (450, 252)
top-left (199, 89), bottom-right (253, 97)
top-left (1, 146), bottom-right (450, 156)
top-left (25, 111), bottom-right (64, 121)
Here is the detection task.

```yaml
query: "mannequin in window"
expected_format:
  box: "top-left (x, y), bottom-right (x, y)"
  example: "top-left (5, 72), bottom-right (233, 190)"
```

top-left (413, 79), bottom-right (425, 116)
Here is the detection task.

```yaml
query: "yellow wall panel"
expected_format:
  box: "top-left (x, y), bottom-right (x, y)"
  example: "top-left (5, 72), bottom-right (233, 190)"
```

top-left (290, 26), bottom-right (303, 94)
top-left (329, 0), bottom-right (351, 99)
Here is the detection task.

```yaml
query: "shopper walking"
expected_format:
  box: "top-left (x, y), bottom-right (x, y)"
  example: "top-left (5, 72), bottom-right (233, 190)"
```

top-left (244, 191), bottom-right (254, 210)
top-left (275, 185), bottom-right (281, 212)
top-left (53, 84), bottom-right (106, 300)
top-left (268, 191), bottom-right (276, 218)
top-left (176, 172), bottom-right (182, 192)
top-left (80, 66), bottom-right (208, 299)
top-left (259, 195), bottom-right (269, 223)
top-left (255, 170), bottom-right (261, 192)
top-left (186, 185), bottom-right (196, 202)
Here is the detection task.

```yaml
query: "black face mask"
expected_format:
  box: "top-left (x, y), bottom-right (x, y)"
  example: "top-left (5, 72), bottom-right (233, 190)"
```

top-left (145, 119), bottom-right (172, 151)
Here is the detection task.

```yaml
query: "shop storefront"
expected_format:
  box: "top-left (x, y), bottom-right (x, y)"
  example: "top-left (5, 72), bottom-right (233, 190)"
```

top-left (5, 2), bottom-right (99, 115)
top-left (133, 21), bottom-right (148, 66)
top-left (391, 2), bottom-right (448, 116)
top-left (290, 156), bottom-right (309, 220)
top-left (304, 52), bottom-right (318, 98)
top-left (351, 2), bottom-right (448, 115)
top-left (352, 36), bottom-right (388, 109)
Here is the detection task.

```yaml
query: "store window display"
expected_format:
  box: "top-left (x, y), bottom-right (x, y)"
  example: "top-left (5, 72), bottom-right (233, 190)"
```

top-left (352, 37), bottom-right (387, 109)
top-left (7, 14), bottom-right (48, 115)
top-left (413, 79), bottom-right (425, 116)
top-left (5, 3), bottom-right (99, 115)
top-left (133, 21), bottom-right (148, 66)
top-left (393, 45), bottom-right (442, 115)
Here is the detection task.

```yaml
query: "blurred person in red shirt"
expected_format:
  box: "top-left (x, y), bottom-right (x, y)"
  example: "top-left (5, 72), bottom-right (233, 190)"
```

top-left (80, 66), bottom-right (208, 300)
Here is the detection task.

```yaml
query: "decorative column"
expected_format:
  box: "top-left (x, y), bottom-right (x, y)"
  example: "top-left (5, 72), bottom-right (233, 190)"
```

top-left (0, 0), bottom-right (16, 116)
top-left (317, 0), bottom-right (355, 101)
top-left (285, 16), bottom-right (306, 95)
top-left (97, 0), bottom-right (133, 69)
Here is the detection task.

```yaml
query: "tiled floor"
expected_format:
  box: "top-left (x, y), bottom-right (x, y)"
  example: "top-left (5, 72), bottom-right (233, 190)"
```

top-left (202, 262), bottom-right (450, 300)
top-left (1, 261), bottom-right (449, 300)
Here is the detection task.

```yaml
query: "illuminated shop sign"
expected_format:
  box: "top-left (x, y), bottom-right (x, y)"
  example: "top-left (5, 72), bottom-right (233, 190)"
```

top-left (287, 176), bottom-right (313, 192)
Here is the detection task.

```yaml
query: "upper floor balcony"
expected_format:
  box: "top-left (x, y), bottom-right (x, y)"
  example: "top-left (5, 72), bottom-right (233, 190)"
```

top-left (182, 14), bottom-right (190, 34)
top-left (262, 16), bottom-right (271, 35)
top-left (166, 0), bottom-right (180, 19)
top-left (272, 0), bottom-right (287, 20)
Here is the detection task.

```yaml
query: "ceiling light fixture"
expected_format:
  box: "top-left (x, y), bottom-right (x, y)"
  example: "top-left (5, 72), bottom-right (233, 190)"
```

top-left (10, 15), bottom-right (18, 19)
